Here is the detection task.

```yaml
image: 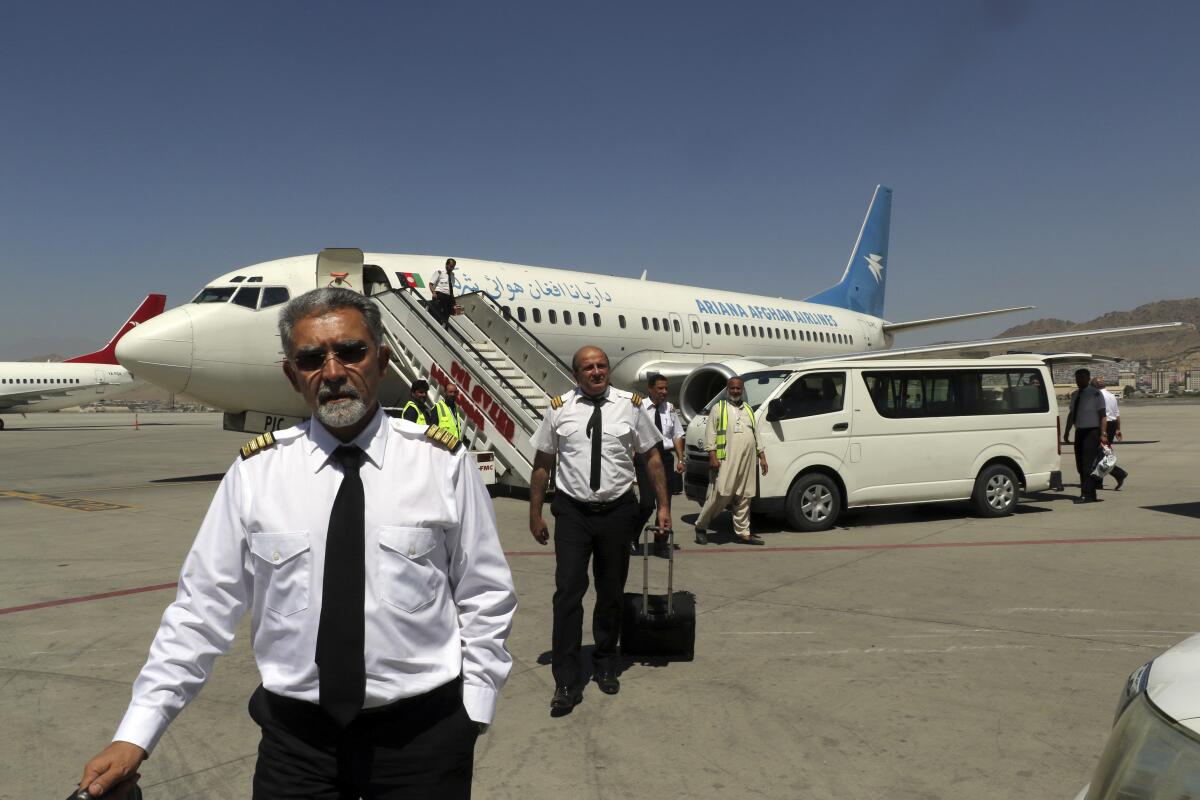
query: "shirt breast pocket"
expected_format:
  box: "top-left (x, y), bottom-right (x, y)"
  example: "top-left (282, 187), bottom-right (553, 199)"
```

top-left (377, 526), bottom-right (442, 613)
top-left (603, 419), bottom-right (634, 451)
top-left (249, 531), bottom-right (311, 617)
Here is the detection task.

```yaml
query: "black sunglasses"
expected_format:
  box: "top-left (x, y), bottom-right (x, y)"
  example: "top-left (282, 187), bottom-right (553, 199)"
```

top-left (291, 342), bottom-right (371, 372)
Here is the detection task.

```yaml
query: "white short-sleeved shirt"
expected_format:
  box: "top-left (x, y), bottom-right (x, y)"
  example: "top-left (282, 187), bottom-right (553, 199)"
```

top-left (530, 386), bottom-right (660, 502)
top-left (114, 408), bottom-right (516, 753)
top-left (640, 397), bottom-right (684, 449)
top-left (1101, 388), bottom-right (1120, 421)
top-left (429, 269), bottom-right (452, 296)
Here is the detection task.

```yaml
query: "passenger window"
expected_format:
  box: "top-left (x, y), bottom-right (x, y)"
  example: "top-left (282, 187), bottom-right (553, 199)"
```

top-left (502, 306), bottom-right (512, 320)
top-left (724, 323), bottom-right (731, 335)
top-left (653, 318), bottom-right (660, 331)
top-left (594, 313), bottom-right (601, 327)
top-left (192, 286), bottom-right (236, 304)
top-left (533, 308), bottom-right (542, 323)
top-left (563, 310), bottom-right (572, 325)
top-left (758, 326), bottom-right (765, 338)
top-left (261, 287), bottom-right (290, 308)
top-left (642, 317), bottom-right (649, 330)
top-left (673, 319), bottom-right (680, 333)
top-left (518, 307), bottom-right (527, 323)
top-left (231, 287), bottom-right (261, 309)
top-left (661, 318), bottom-right (669, 331)
top-left (578, 311), bottom-right (586, 326)
top-left (692, 320), bottom-right (699, 334)
top-left (549, 310), bottom-right (557, 324)
top-left (703, 321), bottom-right (710, 334)
top-left (619, 314), bottom-right (626, 328)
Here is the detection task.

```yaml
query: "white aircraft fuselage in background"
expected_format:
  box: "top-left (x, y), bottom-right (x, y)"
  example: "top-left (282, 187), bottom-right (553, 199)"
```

top-left (0, 294), bottom-right (166, 429)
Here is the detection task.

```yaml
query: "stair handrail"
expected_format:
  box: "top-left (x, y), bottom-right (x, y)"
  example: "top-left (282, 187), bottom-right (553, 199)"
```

top-left (455, 291), bottom-right (575, 377)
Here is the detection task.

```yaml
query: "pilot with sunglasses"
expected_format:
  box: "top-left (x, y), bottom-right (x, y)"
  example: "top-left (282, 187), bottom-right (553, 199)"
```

top-left (77, 287), bottom-right (516, 800)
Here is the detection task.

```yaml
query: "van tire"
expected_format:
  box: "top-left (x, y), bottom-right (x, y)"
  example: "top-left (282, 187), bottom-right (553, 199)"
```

top-left (972, 464), bottom-right (1018, 517)
top-left (785, 474), bottom-right (841, 532)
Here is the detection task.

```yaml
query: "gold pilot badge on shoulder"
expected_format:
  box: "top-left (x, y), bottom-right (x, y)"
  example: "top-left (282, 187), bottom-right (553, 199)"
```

top-left (239, 432), bottom-right (277, 459)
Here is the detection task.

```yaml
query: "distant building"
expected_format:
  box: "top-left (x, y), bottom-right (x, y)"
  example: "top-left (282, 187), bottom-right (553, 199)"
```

top-left (1118, 371), bottom-right (1137, 391)
top-left (1152, 370), bottom-right (1171, 393)
top-left (1187, 370), bottom-right (1200, 392)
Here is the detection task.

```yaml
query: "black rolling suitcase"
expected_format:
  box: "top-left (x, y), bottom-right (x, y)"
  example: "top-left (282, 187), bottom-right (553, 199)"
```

top-left (620, 526), bottom-right (695, 661)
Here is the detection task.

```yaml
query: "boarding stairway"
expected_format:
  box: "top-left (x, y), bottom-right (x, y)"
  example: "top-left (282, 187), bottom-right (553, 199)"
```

top-left (370, 288), bottom-right (576, 487)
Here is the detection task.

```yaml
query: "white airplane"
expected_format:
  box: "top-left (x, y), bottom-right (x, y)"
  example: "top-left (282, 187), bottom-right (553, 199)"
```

top-left (0, 294), bottom-right (166, 430)
top-left (114, 186), bottom-right (1181, 432)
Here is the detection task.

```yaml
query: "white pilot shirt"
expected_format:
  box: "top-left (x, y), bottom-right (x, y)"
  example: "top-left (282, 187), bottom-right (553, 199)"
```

top-left (429, 269), bottom-right (452, 296)
top-left (1101, 388), bottom-right (1120, 421)
top-left (114, 407), bottom-right (516, 754)
top-left (530, 386), bottom-right (660, 503)
top-left (640, 397), bottom-right (684, 450)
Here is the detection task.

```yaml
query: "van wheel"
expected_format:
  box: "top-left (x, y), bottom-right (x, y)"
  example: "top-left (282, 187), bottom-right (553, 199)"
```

top-left (973, 464), bottom-right (1018, 517)
top-left (785, 474), bottom-right (841, 532)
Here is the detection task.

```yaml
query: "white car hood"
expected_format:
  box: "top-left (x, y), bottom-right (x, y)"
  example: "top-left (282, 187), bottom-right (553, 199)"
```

top-left (1147, 633), bottom-right (1200, 734)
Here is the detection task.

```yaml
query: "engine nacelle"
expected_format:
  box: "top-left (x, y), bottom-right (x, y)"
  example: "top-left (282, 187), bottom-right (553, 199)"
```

top-left (679, 359), bottom-right (768, 419)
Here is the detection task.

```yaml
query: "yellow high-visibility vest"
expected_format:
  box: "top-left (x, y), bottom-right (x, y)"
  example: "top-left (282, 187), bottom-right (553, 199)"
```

top-left (401, 401), bottom-right (427, 425)
top-left (434, 399), bottom-right (463, 440)
top-left (712, 400), bottom-right (756, 461)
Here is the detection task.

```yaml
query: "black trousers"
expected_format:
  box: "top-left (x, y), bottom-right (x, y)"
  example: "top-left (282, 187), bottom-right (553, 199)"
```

top-left (248, 681), bottom-right (479, 800)
top-left (635, 446), bottom-right (674, 529)
top-left (1103, 420), bottom-right (1129, 485)
top-left (550, 491), bottom-right (640, 686)
top-left (1073, 426), bottom-right (1102, 499)
top-left (430, 293), bottom-right (454, 325)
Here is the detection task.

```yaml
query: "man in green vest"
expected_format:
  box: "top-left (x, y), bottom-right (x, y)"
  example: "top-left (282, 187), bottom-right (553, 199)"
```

top-left (435, 383), bottom-right (466, 442)
top-left (694, 376), bottom-right (769, 545)
top-left (401, 379), bottom-right (432, 424)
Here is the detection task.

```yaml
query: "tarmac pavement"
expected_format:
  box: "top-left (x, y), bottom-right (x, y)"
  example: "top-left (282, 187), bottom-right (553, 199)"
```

top-left (1, 406), bottom-right (1198, 799)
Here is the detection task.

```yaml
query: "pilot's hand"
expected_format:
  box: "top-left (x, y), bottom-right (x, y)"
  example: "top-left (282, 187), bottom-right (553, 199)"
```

top-left (78, 741), bottom-right (146, 797)
top-left (708, 452), bottom-right (720, 471)
top-left (529, 514), bottom-right (550, 545)
top-left (674, 460), bottom-right (686, 475)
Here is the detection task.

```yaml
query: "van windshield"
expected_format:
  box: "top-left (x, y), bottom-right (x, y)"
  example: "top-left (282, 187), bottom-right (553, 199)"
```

top-left (703, 370), bottom-right (792, 414)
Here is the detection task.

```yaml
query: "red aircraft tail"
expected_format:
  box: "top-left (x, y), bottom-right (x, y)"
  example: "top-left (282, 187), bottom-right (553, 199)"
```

top-left (64, 294), bottom-right (167, 365)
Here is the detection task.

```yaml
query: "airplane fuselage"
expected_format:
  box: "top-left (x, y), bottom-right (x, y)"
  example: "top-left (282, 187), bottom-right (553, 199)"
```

top-left (0, 362), bottom-right (134, 414)
top-left (116, 253), bottom-right (891, 419)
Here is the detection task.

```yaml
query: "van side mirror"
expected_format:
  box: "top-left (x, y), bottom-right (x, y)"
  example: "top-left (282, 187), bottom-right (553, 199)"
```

top-left (766, 397), bottom-right (782, 422)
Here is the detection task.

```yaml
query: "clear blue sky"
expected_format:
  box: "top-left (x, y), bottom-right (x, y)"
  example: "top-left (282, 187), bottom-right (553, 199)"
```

top-left (3, 1), bottom-right (1198, 358)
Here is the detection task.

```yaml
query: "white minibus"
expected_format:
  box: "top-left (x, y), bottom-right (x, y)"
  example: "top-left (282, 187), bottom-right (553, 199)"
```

top-left (683, 355), bottom-right (1064, 531)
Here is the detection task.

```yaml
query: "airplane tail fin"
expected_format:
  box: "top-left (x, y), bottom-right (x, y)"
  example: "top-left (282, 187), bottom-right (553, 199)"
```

top-left (64, 293), bottom-right (167, 365)
top-left (804, 185), bottom-right (892, 318)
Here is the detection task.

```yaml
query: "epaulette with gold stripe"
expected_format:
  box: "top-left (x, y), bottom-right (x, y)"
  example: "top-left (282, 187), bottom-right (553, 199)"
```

top-left (631, 393), bottom-right (642, 405)
top-left (425, 424), bottom-right (462, 452)
top-left (239, 432), bottom-right (277, 459)
top-left (549, 394), bottom-right (564, 409)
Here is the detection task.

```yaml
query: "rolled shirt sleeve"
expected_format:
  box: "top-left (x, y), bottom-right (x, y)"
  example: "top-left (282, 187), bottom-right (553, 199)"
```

top-left (631, 406), bottom-right (661, 455)
top-left (113, 462), bottom-right (253, 754)
top-left (445, 450), bottom-right (517, 725)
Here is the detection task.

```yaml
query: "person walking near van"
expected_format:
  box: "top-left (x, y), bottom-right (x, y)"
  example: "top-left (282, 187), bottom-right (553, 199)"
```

top-left (1092, 376), bottom-right (1128, 490)
top-left (694, 376), bottom-right (769, 545)
top-left (1063, 368), bottom-right (1109, 503)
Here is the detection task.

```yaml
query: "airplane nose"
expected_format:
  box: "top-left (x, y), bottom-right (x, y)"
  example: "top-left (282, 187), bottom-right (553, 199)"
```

top-left (115, 306), bottom-right (194, 393)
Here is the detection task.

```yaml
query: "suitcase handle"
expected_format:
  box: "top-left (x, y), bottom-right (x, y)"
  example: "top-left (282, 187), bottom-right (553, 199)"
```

top-left (640, 525), bottom-right (675, 616)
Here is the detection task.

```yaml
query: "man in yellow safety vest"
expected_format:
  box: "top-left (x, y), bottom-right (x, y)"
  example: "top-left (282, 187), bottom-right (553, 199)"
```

top-left (694, 376), bottom-right (769, 545)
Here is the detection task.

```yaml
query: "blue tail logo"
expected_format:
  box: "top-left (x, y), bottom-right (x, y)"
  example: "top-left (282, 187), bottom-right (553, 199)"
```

top-left (804, 185), bottom-right (892, 318)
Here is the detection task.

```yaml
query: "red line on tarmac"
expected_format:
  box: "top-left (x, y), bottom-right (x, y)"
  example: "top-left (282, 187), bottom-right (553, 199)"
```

top-left (5, 535), bottom-right (1199, 616)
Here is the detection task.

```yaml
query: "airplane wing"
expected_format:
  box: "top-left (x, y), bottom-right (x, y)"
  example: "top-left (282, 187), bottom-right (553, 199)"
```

top-left (0, 386), bottom-right (78, 410)
top-left (881, 306), bottom-right (1035, 335)
top-left (806, 321), bottom-right (1188, 362)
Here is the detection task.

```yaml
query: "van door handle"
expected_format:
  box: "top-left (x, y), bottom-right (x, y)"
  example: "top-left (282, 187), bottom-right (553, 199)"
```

top-left (832, 422), bottom-right (848, 431)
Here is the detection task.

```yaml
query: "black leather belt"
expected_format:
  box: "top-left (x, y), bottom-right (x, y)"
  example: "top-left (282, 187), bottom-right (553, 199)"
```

top-left (560, 490), bottom-right (635, 514)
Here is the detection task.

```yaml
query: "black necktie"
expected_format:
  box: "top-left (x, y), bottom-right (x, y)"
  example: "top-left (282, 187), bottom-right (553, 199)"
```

top-left (316, 445), bottom-right (365, 727)
top-left (654, 404), bottom-right (663, 434)
top-left (585, 397), bottom-right (605, 491)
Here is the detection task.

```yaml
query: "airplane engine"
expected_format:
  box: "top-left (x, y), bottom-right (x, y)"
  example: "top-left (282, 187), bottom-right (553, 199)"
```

top-left (679, 359), bottom-right (768, 420)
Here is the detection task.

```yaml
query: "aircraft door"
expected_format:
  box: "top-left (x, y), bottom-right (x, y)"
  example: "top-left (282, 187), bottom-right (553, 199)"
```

top-left (687, 313), bottom-right (702, 349)
top-left (94, 369), bottom-right (109, 394)
top-left (317, 248), bottom-right (365, 294)
top-left (669, 312), bottom-right (684, 348)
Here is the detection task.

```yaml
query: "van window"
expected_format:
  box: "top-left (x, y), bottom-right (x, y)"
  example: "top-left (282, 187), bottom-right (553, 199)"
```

top-left (863, 369), bottom-right (1049, 417)
top-left (773, 373), bottom-right (846, 419)
top-left (703, 370), bottom-right (792, 414)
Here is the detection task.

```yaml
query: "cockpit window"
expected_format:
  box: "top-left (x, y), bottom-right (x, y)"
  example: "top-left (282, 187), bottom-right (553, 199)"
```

top-left (229, 276), bottom-right (246, 283)
top-left (192, 286), bottom-right (236, 304)
top-left (247, 276), bottom-right (263, 283)
top-left (261, 287), bottom-right (290, 309)
top-left (231, 286), bottom-right (261, 309)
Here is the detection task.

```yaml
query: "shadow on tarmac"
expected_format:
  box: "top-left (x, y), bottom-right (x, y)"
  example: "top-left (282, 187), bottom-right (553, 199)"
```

top-left (1141, 501), bottom-right (1200, 520)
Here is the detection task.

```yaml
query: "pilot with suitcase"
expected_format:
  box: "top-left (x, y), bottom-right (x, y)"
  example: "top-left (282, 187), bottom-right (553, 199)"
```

top-left (528, 346), bottom-right (670, 711)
